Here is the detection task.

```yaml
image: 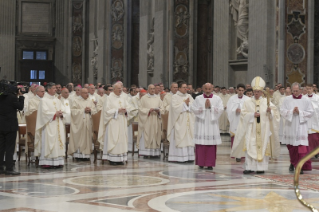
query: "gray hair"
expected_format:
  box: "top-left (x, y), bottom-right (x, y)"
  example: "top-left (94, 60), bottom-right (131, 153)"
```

top-left (148, 84), bottom-right (155, 89)
top-left (291, 82), bottom-right (301, 89)
top-left (46, 82), bottom-right (55, 89)
top-left (35, 86), bottom-right (44, 93)
top-left (229, 87), bottom-right (234, 89)
top-left (112, 82), bottom-right (122, 89)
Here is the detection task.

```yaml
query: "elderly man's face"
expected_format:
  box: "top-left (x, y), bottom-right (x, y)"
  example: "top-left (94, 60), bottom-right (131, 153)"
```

top-left (203, 84), bottom-right (213, 95)
top-left (292, 85), bottom-right (300, 97)
top-left (47, 86), bottom-right (56, 96)
top-left (61, 89), bottom-right (69, 99)
top-left (114, 85), bottom-right (122, 96)
top-left (81, 88), bottom-right (89, 99)
top-left (97, 89), bottom-right (104, 97)
top-left (75, 87), bottom-right (81, 96)
top-left (155, 86), bottom-right (160, 94)
top-left (36, 87), bottom-right (45, 98)
top-left (89, 86), bottom-right (95, 95)
top-left (148, 85), bottom-right (156, 95)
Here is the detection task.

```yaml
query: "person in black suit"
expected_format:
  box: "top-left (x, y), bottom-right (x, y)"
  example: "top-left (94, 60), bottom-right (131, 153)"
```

top-left (0, 85), bottom-right (24, 175)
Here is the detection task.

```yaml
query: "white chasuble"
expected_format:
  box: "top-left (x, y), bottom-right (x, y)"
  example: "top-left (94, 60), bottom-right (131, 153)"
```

top-left (98, 92), bottom-right (133, 156)
top-left (226, 94), bottom-right (250, 137)
top-left (60, 97), bottom-right (71, 124)
top-left (137, 94), bottom-right (164, 149)
top-left (167, 92), bottom-right (194, 148)
top-left (69, 97), bottom-right (96, 156)
top-left (26, 96), bottom-right (41, 116)
top-left (231, 97), bottom-right (280, 161)
top-left (280, 96), bottom-right (314, 146)
top-left (163, 92), bottom-right (173, 114)
top-left (219, 94), bottom-right (230, 133)
top-left (34, 94), bottom-right (66, 162)
top-left (96, 94), bottom-right (108, 112)
top-left (190, 94), bottom-right (224, 145)
top-left (129, 94), bottom-right (140, 123)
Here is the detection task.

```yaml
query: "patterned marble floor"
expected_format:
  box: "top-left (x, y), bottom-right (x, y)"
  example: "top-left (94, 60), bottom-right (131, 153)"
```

top-left (1, 135), bottom-right (319, 212)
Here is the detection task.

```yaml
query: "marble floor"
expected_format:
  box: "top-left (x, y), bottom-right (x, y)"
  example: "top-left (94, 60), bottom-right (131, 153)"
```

top-left (1, 135), bottom-right (319, 212)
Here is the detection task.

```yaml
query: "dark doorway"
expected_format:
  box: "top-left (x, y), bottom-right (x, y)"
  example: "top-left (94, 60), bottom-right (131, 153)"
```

top-left (20, 50), bottom-right (53, 85)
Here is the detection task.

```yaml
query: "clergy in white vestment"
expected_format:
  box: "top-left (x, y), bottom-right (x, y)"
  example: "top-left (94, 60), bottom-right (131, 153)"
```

top-left (190, 83), bottom-right (224, 170)
top-left (226, 84), bottom-right (249, 162)
top-left (25, 86), bottom-right (44, 116)
top-left (163, 82), bottom-right (178, 114)
top-left (34, 83), bottom-right (66, 168)
top-left (229, 87), bottom-right (236, 96)
top-left (23, 84), bottom-right (37, 115)
top-left (69, 85), bottom-right (82, 105)
top-left (218, 87), bottom-right (230, 133)
top-left (98, 83), bottom-right (133, 165)
top-left (137, 84), bottom-right (164, 157)
top-left (278, 88), bottom-right (291, 141)
top-left (280, 82), bottom-right (314, 174)
top-left (67, 83), bottom-right (75, 98)
top-left (272, 86), bottom-right (285, 109)
top-left (60, 88), bottom-right (71, 125)
top-left (68, 88), bottom-right (96, 160)
top-left (231, 77), bottom-right (280, 174)
top-left (88, 84), bottom-right (100, 104)
top-left (167, 82), bottom-right (195, 162)
top-left (96, 86), bottom-right (109, 112)
top-left (305, 84), bottom-right (319, 156)
top-left (127, 89), bottom-right (147, 152)
top-left (55, 84), bottom-right (62, 99)
top-left (97, 88), bottom-right (104, 98)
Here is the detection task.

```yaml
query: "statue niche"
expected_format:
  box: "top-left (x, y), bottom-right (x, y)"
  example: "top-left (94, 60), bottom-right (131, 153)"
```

top-left (230, 0), bottom-right (249, 59)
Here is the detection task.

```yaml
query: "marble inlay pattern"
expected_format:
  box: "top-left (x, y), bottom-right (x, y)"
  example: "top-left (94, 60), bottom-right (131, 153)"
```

top-left (0, 137), bottom-right (318, 212)
top-left (63, 175), bottom-right (169, 188)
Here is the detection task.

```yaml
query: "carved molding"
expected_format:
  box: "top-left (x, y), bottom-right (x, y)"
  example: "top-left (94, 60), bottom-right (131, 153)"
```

top-left (173, 0), bottom-right (190, 82)
top-left (110, 0), bottom-right (124, 83)
top-left (71, 1), bottom-right (84, 85)
top-left (147, 18), bottom-right (154, 76)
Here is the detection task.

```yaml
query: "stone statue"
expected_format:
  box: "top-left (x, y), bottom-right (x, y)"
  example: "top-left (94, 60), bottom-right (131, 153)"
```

top-left (230, 0), bottom-right (249, 58)
top-left (236, 37), bottom-right (248, 58)
top-left (73, 14), bottom-right (83, 33)
top-left (112, 0), bottom-right (124, 22)
top-left (111, 58), bottom-right (123, 80)
top-left (91, 38), bottom-right (98, 79)
top-left (175, 7), bottom-right (190, 29)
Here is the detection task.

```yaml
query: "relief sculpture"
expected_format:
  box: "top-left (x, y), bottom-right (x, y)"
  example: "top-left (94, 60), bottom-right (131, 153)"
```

top-left (112, 0), bottom-right (124, 22)
top-left (112, 24), bottom-right (124, 49)
top-left (111, 58), bottom-right (123, 81)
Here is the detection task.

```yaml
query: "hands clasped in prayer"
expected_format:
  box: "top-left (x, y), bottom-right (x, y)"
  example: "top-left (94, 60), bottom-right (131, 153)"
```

top-left (55, 110), bottom-right (63, 118)
top-left (184, 97), bottom-right (190, 106)
top-left (205, 99), bottom-right (211, 109)
top-left (84, 107), bottom-right (91, 114)
top-left (149, 108), bottom-right (160, 115)
top-left (118, 108), bottom-right (127, 114)
top-left (293, 107), bottom-right (299, 114)
top-left (236, 108), bottom-right (241, 114)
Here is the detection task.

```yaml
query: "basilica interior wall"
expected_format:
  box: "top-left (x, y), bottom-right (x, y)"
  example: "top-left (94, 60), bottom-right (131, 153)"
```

top-left (0, 0), bottom-right (318, 87)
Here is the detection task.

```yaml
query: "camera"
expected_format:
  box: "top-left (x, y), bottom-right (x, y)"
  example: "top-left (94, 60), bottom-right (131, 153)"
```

top-left (0, 80), bottom-right (29, 96)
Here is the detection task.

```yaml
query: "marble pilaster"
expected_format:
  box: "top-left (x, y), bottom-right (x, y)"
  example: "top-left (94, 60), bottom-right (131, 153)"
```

top-left (212, 0), bottom-right (229, 87)
top-left (247, 0), bottom-right (276, 87)
top-left (0, 0), bottom-right (16, 80)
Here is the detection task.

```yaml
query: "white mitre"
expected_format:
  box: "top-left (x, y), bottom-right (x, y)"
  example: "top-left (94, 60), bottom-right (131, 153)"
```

top-left (251, 76), bottom-right (266, 91)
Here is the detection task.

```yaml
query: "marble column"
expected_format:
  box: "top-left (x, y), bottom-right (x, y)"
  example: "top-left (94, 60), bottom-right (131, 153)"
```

top-left (247, 0), bottom-right (276, 87)
top-left (0, 0), bottom-right (16, 80)
top-left (55, 0), bottom-right (71, 84)
top-left (314, 0), bottom-right (319, 85)
top-left (307, 0), bottom-right (314, 83)
top-left (212, 0), bottom-right (229, 87)
top-left (278, 0), bottom-right (285, 84)
top-left (130, 0), bottom-right (140, 86)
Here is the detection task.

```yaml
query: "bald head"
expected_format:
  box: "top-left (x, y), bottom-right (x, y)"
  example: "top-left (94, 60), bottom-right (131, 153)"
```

top-left (81, 88), bottom-right (89, 99)
top-left (89, 85), bottom-right (95, 95)
top-left (61, 89), bottom-right (69, 99)
top-left (113, 82), bottom-right (122, 96)
top-left (97, 88), bottom-right (104, 97)
top-left (203, 83), bottom-right (213, 95)
top-left (35, 86), bottom-right (45, 98)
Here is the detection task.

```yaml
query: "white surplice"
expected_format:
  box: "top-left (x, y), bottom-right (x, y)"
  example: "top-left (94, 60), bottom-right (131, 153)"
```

top-left (190, 94), bottom-right (224, 145)
top-left (127, 94), bottom-right (140, 152)
top-left (305, 94), bottom-right (319, 134)
top-left (280, 95), bottom-right (314, 146)
top-left (96, 94), bottom-right (108, 112)
top-left (226, 94), bottom-right (250, 137)
top-left (35, 94), bottom-right (66, 166)
top-left (167, 91), bottom-right (195, 162)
